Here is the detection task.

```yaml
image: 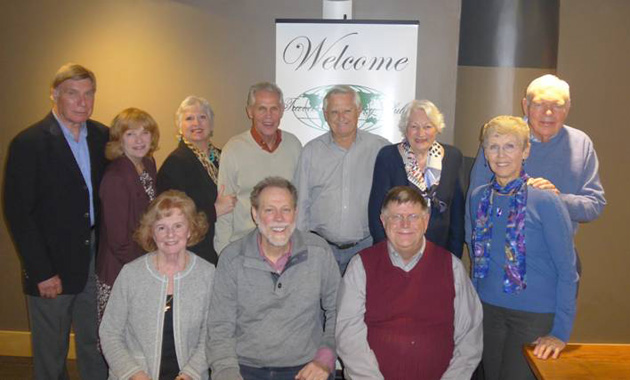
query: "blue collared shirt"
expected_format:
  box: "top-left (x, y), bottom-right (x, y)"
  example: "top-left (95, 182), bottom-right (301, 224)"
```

top-left (53, 111), bottom-right (95, 226)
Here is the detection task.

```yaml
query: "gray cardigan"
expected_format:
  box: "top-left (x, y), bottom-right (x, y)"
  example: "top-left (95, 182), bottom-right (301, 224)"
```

top-left (207, 229), bottom-right (340, 380)
top-left (100, 251), bottom-right (214, 380)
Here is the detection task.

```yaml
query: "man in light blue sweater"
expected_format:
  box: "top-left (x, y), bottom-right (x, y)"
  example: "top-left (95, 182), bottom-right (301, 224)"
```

top-left (467, 75), bottom-right (606, 259)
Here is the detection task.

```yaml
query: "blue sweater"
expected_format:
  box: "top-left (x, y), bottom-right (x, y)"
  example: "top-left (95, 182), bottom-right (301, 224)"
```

top-left (469, 185), bottom-right (578, 342)
top-left (467, 125), bottom-right (606, 235)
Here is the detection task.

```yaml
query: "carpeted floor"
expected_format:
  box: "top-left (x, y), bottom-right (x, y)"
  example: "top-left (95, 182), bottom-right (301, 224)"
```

top-left (0, 356), bottom-right (79, 379)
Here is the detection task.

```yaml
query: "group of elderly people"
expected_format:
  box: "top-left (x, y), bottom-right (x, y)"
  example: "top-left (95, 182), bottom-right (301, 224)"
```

top-left (4, 62), bottom-right (605, 380)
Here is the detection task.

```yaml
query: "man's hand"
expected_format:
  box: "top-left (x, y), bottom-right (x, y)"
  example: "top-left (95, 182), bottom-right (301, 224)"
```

top-left (532, 335), bottom-right (566, 359)
top-left (175, 373), bottom-right (192, 380)
top-left (37, 275), bottom-right (62, 298)
top-left (527, 177), bottom-right (560, 194)
top-left (295, 361), bottom-right (330, 380)
top-left (215, 184), bottom-right (237, 217)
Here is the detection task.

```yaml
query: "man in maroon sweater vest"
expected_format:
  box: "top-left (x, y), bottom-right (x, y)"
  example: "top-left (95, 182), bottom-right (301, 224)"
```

top-left (336, 186), bottom-right (482, 379)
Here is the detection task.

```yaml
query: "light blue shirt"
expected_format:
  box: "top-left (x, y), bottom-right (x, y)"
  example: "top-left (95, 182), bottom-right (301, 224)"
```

top-left (53, 111), bottom-right (94, 226)
top-left (295, 129), bottom-right (389, 244)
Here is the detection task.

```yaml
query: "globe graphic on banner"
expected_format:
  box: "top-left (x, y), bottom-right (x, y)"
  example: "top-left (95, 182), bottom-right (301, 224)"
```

top-left (291, 84), bottom-right (385, 132)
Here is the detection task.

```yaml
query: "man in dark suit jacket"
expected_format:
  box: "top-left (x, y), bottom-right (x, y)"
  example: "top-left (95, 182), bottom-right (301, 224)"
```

top-left (4, 63), bottom-right (108, 379)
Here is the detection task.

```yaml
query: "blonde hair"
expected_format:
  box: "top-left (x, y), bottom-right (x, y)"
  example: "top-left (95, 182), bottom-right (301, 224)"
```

top-left (105, 108), bottom-right (160, 160)
top-left (134, 190), bottom-right (208, 252)
top-left (481, 115), bottom-right (530, 149)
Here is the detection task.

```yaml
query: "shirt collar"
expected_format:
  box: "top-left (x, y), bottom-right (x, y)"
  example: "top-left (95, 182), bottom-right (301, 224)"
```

top-left (52, 110), bottom-right (87, 141)
top-left (387, 238), bottom-right (426, 272)
top-left (257, 233), bottom-right (292, 273)
top-left (250, 127), bottom-right (282, 153)
top-left (325, 128), bottom-right (361, 149)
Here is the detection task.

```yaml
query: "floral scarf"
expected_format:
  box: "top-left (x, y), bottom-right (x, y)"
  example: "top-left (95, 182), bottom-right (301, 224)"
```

top-left (398, 139), bottom-right (446, 212)
top-left (472, 170), bottom-right (529, 294)
top-left (179, 135), bottom-right (220, 185)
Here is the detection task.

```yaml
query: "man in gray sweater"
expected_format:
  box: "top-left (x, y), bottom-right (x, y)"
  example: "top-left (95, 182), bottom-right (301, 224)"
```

top-left (207, 177), bottom-right (340, 380)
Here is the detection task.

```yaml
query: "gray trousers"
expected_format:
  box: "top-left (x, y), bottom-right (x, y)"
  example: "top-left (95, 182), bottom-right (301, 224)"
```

top-left (26, 240), bottom-right (107, 380)
top-left (481, 302), bottom-right (554, 380)
top-left (329, 236), bottom-right (373, 275)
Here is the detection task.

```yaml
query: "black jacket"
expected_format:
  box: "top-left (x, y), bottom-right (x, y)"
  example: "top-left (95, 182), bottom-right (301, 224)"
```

top-left (157, 141), bottom-right (219, 264)
top-left (368, 143), bottom-right (465, 258)
top-left (4, 112), bottom-right (109, 295)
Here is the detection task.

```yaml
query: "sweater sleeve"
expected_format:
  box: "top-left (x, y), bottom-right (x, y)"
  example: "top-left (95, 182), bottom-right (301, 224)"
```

top-left (540, 193), bottom-right (578, 342)
top-left (557, 141), bottom-right (606, 223)
top-left (446, 154), bottom-right (466, 258)
top-left (367, 147), bottom-right (391, 244)
top-left (335, 255), bottom-right (384, 380)
top-left (99, 266), bottom-right (145, 379)
top-left (157, 154), bottom-right (188, 194)
top-left (465, 147), bottom-right (493, 251)
top-left (320, 245), bottom-right (342, 356)
top-left (180, 268), bottom-right (214, 380)
top-left (207, 252), bottom-right (242, 380)
top-left (442, 256), bottom-right (483, 379)
top-left (99, 170), bottom-right (136, 265)
top-left (214, 146), bottom-right (238, 254)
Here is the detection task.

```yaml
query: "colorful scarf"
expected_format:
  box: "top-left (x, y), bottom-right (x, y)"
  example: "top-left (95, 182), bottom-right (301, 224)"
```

top-left (472, 170), bottom-right (529, 294)
top-left (179, 135), bottom-right (220, 185)
top-left (398, 139), bottom-right (446, 213)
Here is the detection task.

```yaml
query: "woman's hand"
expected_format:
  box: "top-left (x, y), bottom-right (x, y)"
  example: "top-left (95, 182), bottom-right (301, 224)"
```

top-left (130, 370), bottom-right (151, 380)
top-left (215, 185), bottom-right (237, 217)
top-left (532, 335), bottom-right (566, 359)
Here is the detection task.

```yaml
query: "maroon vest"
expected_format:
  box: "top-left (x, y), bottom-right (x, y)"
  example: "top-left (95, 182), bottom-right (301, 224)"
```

top-left (361, 240), bottom-right (455, 380)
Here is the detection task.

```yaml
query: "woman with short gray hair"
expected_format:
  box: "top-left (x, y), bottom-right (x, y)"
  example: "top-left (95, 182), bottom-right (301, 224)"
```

top-left (157, 96), bottom-right (235, 264)
top-left (368, 99), bottom-right (465, 257)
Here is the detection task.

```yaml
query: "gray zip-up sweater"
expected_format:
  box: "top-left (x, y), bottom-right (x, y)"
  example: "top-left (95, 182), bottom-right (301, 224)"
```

top-left (207, 229), bottom-right (340, 380)
top-left (100, 252), bottom-right (214, 380)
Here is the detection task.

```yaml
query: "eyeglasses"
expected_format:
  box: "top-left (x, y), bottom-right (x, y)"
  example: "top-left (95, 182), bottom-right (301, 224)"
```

top-left (385, 213), bottom-right (423, 225)
top-left (530, 101), bottom-right (566, 112)
top-left (485, 142), bottom-right (520, 155)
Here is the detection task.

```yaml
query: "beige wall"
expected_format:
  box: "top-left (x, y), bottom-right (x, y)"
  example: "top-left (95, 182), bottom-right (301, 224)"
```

top-left (0, 1), bottom-right (461, 331)
top-left (555, 0), bottom-right (630, 342)
top-left (455, 66), bottom-right (551, 157)
top-left (2, 0), bottom-right (628, 345)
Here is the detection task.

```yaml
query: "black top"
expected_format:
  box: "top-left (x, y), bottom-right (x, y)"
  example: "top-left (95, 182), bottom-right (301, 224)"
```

top-left (157, 141), bottom-right (220, 264)
top-left (368, 143), bottom-right (466, 258)
top-left (160, 296), bottom-right (179, 380)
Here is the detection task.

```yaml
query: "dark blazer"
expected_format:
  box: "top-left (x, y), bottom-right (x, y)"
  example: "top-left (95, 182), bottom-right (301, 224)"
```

top-left (368, 143), bottom-right (465, 258)
top-left (3, 112), bottom-right (109, 296)
top-left (96, 155), bottom-right (156, 287)
top-left (157, 141), bottom-right (219, 264)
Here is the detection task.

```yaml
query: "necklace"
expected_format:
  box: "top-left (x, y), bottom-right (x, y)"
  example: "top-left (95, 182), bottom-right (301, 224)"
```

top-left (164, 294), bottom-right (173, 312)
top-left (180, 136), bottom-right (220, 185)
